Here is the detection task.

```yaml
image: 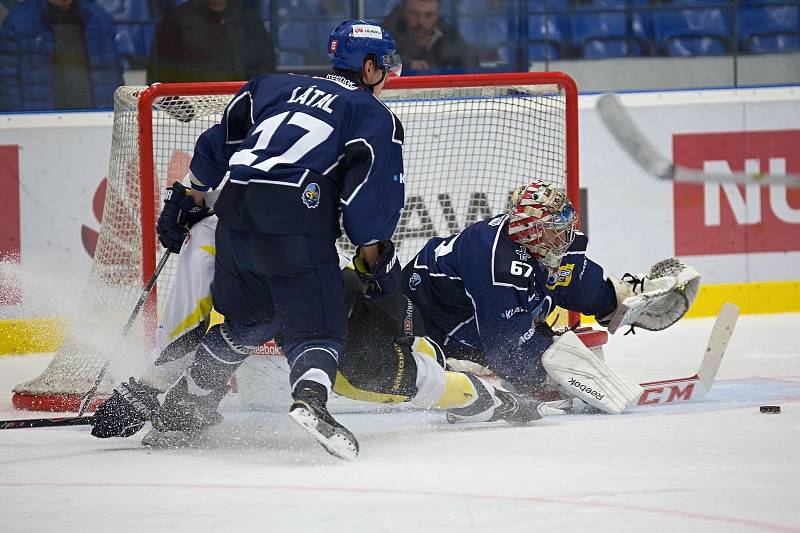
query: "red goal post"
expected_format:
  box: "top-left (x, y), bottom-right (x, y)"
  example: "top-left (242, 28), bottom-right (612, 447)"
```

top-left (13, 71), bottom-right (584, 412)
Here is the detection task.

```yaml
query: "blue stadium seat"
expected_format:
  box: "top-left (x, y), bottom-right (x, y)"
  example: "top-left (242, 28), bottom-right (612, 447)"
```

top-left (277, 20), bottom-right (309, 57)
top-left (654, 6), bottom-right (733, 56)
top-left (667, 0), bottom-right (729, 5)
top-left (529, 0), bottom-right (570, 13)
top-left (528, 14), bottom-right (565, 60)
top-left (584, 39), bottom-right (644, 58)
top-left (739, 5), bottom-right (800, 53)
top-left (114, 25), bottom-right (154, 68)
top-left (275, 0), bottom-right (313, 18)
top-left (747, 33), bottom-right (800, 52)
top-left (277, 19), bottom-right (341, 66)
top-left (571, 10), bottom-right (644, 58)
top-left (364, 0), bottom-right (401, 19)
top-left (459, 16), bottom-right (514, 63)
top-left (458, 0), bottom-right (507, 15)
top-left (666, 37), bottom-right (727, 56)
top-left (364, 0), bottom-right (455, 23)
top-left (529, 42), bottom-right (560, 61)
top-left (95, 0), bottom-right (152, 23)
top-left (94, 0), bottom-right (154, 67)
top-left (279, 50), bottom-right (307, 67)
top-left (528, 0), bottom-right (570, 50)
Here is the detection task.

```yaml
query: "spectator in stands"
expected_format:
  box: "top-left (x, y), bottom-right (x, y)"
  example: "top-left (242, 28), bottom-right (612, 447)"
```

top-left (147, 0), bottom-right (275, 83)
top-left (0, 0), bottom-right (123, 111)
top-left (381, 0), bottom-right (479, 71)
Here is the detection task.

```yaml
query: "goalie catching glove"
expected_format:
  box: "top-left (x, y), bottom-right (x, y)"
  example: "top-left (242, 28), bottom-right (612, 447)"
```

top-left (600, 257), bottom-right (700, 334)
top-left (353, 240), bottom-right (401, 299)
top-left (156, 182), bottom-right (213, 253)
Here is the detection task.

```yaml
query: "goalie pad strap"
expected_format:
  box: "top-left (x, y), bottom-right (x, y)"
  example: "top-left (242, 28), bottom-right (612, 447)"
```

top-left (542, 331), bottom-right (643, 414)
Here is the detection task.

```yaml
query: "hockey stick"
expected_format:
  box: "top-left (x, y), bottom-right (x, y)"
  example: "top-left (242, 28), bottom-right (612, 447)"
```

top-left (596, 93), bottom-right (800, 188)
top-left (635, 302), bottom-right (739, 407)
top-left (76, 250), bottom-right (173, 416)
top-left (0, 416), bottom-right (95, 430)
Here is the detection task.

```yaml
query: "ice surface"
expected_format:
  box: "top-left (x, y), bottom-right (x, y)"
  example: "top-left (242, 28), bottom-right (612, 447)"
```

top-left (1, 313), bottom-right (799, 533)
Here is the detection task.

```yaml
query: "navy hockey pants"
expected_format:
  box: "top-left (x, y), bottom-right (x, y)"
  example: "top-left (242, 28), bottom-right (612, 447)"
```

top-left (210, 223), bottom-right (347, 390)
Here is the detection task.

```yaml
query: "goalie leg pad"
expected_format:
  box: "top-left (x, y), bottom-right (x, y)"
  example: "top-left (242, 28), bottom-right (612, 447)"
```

top-left (541, 331), bottom-right (643, 414)
top-left (433, 371), bottom-right (478, 409)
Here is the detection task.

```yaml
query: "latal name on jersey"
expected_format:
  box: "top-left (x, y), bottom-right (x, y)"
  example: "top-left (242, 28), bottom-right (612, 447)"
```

top-left (288, 85), bottom-right (338, 113)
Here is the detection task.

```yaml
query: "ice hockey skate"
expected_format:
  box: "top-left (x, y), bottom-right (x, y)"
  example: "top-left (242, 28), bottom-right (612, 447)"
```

top-left (289, 380), bottom-right (359, 461)
top-left (142, 376), bottom-right (225, 447)
top-left (446, 373), bottom-right (544, 424)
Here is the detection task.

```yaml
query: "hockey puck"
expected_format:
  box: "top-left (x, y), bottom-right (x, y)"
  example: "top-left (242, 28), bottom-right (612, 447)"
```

top-left (760, 405), bottom-right (781, 414)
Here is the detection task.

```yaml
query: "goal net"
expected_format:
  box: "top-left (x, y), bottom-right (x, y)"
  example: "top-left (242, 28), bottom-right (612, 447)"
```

top-left (12, 72), bottom-right (580, 412)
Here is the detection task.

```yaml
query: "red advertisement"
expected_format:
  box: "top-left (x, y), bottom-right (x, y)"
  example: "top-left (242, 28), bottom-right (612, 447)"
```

top-left (673, 130), bottom-right (800, 255)
top-left (0, 145), bottom-right (21, 304)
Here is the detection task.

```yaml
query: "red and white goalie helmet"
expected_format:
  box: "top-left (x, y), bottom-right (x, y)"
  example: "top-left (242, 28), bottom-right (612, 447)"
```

top-left (507, 179), bottom-right (577, 269)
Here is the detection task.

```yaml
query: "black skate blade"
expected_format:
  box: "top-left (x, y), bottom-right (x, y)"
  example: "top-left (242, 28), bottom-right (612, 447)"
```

top-left (289, 405), bottom-right (358, 462)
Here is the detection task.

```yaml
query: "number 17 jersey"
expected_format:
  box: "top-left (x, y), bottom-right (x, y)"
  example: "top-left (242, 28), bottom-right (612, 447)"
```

top-left (188, 73), bottom-right (405, 246)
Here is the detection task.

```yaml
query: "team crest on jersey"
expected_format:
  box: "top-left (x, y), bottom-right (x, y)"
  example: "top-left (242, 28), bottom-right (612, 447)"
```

top-left (546, 263), bottom-right (575, 289)
top-left (302, 183), bottom-right (321, 209)
top-left (408, 272), bottom-right (422, 291)
top-left (516, 247), bottom-right (531, 262)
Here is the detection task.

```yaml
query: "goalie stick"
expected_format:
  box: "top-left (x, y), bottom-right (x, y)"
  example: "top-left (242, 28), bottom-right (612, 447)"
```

top-left (596, 93), bottom-right (800, 188)
top-left (635, 302), bottom-right (738, 407)
top-left (0, 304), bottom-right (739, 430)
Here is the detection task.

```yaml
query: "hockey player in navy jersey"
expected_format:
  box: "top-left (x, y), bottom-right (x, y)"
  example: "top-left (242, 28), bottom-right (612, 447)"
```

top-left (403, 179), bottom-right (700, 418)
top-left (150, 20), bottom-right (405, 460)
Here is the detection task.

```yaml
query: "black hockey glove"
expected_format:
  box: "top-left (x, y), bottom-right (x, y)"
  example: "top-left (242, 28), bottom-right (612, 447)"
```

top-left (353, 240), bottom-right (400, 300)
top-left (156, 182), bottom-right (212, 253)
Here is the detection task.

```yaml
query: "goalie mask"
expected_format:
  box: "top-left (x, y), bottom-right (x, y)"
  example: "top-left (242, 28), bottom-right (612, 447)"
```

top-left (507, 180), bottom-right (577, 270)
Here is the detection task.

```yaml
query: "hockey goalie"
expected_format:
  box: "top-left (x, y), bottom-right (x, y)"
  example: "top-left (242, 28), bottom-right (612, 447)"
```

top-left (91, 178), bottom-right (701, 459)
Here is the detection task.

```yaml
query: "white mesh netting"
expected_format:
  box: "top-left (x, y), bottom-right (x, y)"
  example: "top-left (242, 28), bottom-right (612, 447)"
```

top-left (12, 75), bottom-right (574, 411)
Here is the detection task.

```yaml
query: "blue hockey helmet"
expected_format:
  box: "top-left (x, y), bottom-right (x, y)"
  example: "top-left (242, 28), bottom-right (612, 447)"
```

top-left (328, 20), bottom-right (402, 77)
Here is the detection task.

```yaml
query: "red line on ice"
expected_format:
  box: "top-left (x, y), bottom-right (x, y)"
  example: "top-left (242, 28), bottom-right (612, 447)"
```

top-left (1, 481), bottom-right (797, 532)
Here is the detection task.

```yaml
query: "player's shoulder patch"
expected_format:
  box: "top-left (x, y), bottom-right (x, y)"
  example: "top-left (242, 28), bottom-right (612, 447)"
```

top-left (545, 263), bottom-right (576, 289)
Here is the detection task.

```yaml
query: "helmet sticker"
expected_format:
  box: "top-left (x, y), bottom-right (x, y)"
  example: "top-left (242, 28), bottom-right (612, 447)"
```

top-left (350, 24), bottom-right (384, 39)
